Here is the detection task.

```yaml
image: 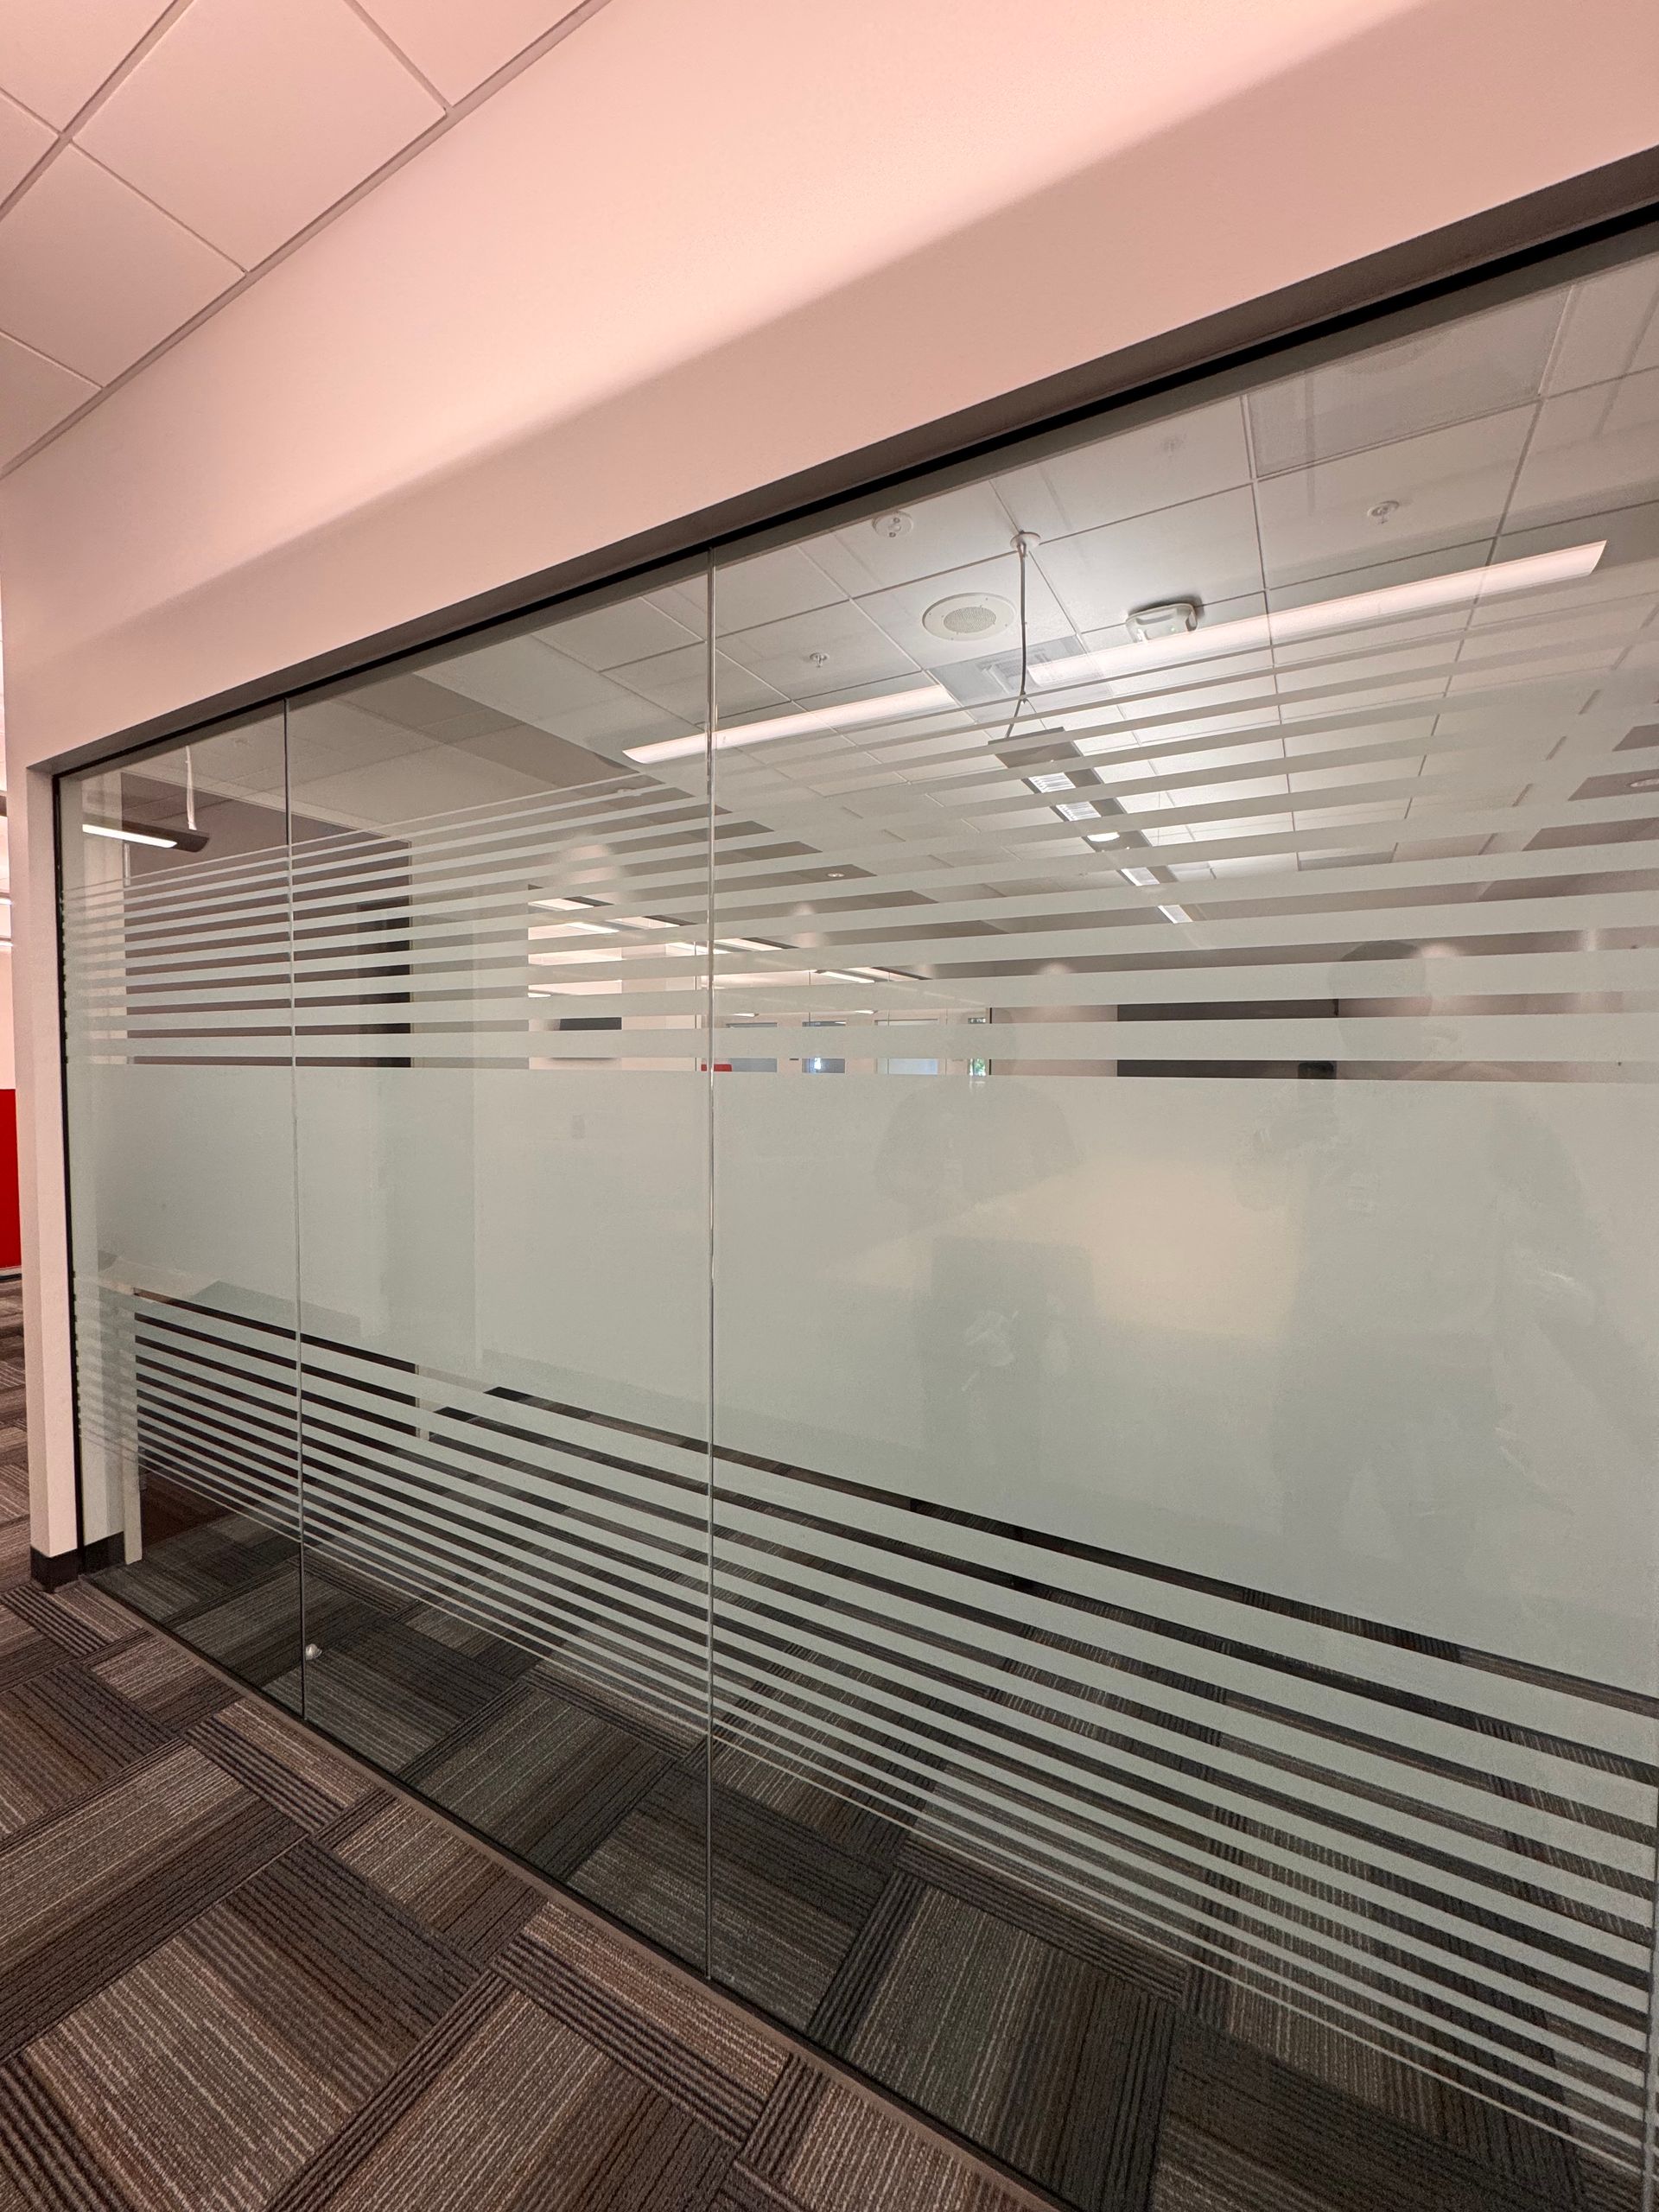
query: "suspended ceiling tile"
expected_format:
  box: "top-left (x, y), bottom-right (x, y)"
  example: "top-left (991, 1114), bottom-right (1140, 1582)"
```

top-left (0, 329), bottom-right (98, 469)
top-left (995, 397), bottom-right (1251, 540)
top-left (1546, 263), bottom-right (1659, 395)
top-left (1509, 368), bottom-right (1659, 532)
top-left (618, 642), bottom-right (784, 722)
top-left (662, 543), bottom-right (842, 632)
top-left (720, 600), bottom-right (918, 697)
top-left (1036, 486), bottom-right (1265, 635)
top-left (856, 547), bottom-right (1072, 671)
top-left (16, 180), bottom-right (210, 401)
top-left (808, 482), bottom-right (1020, 595)
top-left (544, 598), bottom-right (702, 672)
top-left (0, 88), bottom-right (54, 200)
top-left (1252, 410), bottom-right (1534, 589)
top-left (353, 0), bottom-right (586, 101)
top-left (0, 0), bottom-right (173, 129)
top-left (77, 0), bottom-right (442, 270)
top-left (1248, 292), bottom-right (1562, 477)
top-left (0, 148), bottom-right (238, 383)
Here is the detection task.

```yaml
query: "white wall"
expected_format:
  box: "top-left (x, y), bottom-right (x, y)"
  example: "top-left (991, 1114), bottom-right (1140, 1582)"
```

top-left (3, 0), bottom-right (1658, 1555)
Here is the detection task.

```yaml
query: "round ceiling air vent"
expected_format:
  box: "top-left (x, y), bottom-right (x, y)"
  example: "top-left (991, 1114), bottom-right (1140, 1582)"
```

top-left (921, 593), bottom-right (1014, 642)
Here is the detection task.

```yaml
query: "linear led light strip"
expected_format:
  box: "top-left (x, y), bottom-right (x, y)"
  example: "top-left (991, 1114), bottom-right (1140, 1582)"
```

top-left (1033, 540), bottom-right (1605, 694)
top-left (624, 543), bottom-right (1603, 770)
top-left (83, 822), bottom-right (179, 849)
top-left (626, 682), bottom-right (956, 765)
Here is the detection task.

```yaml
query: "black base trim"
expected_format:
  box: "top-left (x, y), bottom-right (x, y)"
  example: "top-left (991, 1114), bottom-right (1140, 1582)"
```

top-left (28, 1536), bottom-right (123, 1589)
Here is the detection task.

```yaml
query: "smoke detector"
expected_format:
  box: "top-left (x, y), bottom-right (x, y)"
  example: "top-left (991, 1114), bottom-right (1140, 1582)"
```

top-left (922, 592), bottom-right (1014, 642)
top-left (1126, 599), bottom-right (1200, 641)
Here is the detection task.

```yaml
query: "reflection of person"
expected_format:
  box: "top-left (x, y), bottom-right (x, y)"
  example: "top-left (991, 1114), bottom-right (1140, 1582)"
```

top-left (874, 1077), bottom-right (1096, 1506)
top-left (1238, 944), bottom-right (1656, 1635)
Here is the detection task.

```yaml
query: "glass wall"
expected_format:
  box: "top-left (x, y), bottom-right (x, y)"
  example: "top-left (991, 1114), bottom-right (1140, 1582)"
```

top-left (60, 229), bottom-right (1659, 2206)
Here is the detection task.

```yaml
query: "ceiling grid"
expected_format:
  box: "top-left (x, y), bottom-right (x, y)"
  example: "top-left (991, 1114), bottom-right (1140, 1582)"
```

top-left (0, 0), bottom-right (609, 471)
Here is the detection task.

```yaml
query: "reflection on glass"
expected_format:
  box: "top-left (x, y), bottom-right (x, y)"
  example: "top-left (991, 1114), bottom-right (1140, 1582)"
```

top-left (59, 234), bottom-right (1659, 2208)
top-left (706, 246), bottom-right (1659, 2195)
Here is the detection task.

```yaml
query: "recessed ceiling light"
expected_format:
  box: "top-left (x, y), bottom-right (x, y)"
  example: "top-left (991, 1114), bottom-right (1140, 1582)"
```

top-left (1027, 772), bottom-right (1075, 793)
top-left (1121, 866), bottom-right (1158, 887)
top-left (1053, 800), bottom-right (1099, 822)
top-left (922, 593), bottom-right (1014, 642)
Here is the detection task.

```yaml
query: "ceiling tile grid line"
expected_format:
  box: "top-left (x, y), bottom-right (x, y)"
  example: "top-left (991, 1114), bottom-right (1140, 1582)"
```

top-left (0, 0), bottom-right (613, 474)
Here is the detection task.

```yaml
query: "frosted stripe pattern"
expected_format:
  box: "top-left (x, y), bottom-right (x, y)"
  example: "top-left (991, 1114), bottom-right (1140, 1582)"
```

top-left (59, 235), bottom-right (1659, 2206)
top-left (83, 1281), bottom-right (1659, 2166)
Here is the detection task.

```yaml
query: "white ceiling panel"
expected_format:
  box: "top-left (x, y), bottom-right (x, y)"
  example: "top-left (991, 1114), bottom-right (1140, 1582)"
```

top-left (1247, 294), bottom-right (1561, 475)
top-left (1252, 409), bottom-right (1533, 588)
top-left (543, 597), bottom-right (702, 672)
top-left (1509, 368), bottom-right (1659, 531)
top-left (353, 0), bottom-right (588, 102)
top-left (808, 482), bottom-right (1021, 595)
top-left (0, 0), bottom-right (614, 475)
top-left (0, 146), bottom-right (238, 383)
top-left (617, 644), bottom-right (784, 723)
top-left (720, 600), bottom-right (918, 698)
top-left (995, 397), bottom-right (1251, 540)
top-left (664, 543), bottom-right (842, 632)
top-left (855, 547), bottom-right (1073, 671)
top-left (0, 88), bottom-right (54, 199)
top-left (1545, 259), bottom-right (1659, 395)
top-left (1036, 487), bottom-right (1264, 635)
top-left (77, 0), bottom-right (442, 268)
top-left (0, 329), bottom-right (98, 468)
top-left (0, 0), bottom-right (172, 129)
top-left (425, 635), bottom-right (690, 760)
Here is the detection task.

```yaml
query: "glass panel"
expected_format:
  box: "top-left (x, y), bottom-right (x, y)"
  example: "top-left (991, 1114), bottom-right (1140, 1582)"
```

top-left (283, 569), bottom-right (714, 1963)
top-left (62, 714), bottom-right (305, 1702)
top-left (709, 251), bottom-right (1659, 2197)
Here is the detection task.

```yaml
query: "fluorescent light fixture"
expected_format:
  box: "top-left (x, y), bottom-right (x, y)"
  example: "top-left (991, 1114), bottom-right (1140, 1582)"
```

top-left (83, 823), bottom-right (178, 849)
top-left (1085, 830), bottom-right (1121, 847)
top-left (611, 915), bottom-right (676, 930)
top-left (626, 681), bottom-right (956, 765)
top-left (1158, 903), bottom-right (1192, 924)
top-left (531, 919), bottom-right (616, 937)
top-left (1121, 866), bottom-right (1158, 887)
top-left (1027, 772), bottom-right (1075, 793)
top-left (1054, 799), bottom-right (1099, 822)
top-left (1030, 542), bottom-right (1605, 694)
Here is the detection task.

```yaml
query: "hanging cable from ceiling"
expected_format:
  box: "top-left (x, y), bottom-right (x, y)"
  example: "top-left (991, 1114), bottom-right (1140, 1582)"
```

top-left (998, 529), bottom-right (1041, 753)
